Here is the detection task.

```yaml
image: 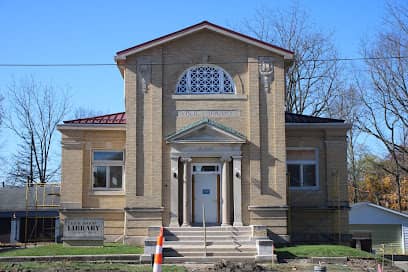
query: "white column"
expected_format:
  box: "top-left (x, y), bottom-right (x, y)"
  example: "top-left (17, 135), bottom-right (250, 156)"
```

top-left (16, 218), bottom-right (20, 242)
top-left (10, 218), bottom-right (17, 243)
top-left (221, 156), bottom-right (232, 226)
top-left (232, 155), bottom-right (243, 226)
top-left (169, 155), bottom-right (180, 227)
top-left (55, 218), bottom-right (60, 242)
top-left (181, 157), bottom-right (192, 227)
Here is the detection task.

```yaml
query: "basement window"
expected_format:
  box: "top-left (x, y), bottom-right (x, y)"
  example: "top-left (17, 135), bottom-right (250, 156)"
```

top-left (287, 148), bottom-right (319, 189)
top-left (92, 151), bottom-right (124, 190)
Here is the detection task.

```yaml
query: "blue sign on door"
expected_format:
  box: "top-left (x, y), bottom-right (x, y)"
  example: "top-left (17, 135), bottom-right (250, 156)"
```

top-left (202, 189), bottom-right (210, 195)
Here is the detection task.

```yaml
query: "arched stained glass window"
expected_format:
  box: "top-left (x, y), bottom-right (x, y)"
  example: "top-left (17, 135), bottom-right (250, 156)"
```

top-left (176, 65), bottom-right (235, 94)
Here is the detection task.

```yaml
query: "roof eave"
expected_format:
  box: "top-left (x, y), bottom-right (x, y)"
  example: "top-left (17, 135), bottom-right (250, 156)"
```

top-left (57, 124), bottom-right (126, 131)
top-left (115, 22), bottom-right (294, 60)
top-left (114, 57), bottom-right (125, 77)
top-left (166, 140), bottom-right (246, 144)
top-left (285, 123), bottom-right (352, 129)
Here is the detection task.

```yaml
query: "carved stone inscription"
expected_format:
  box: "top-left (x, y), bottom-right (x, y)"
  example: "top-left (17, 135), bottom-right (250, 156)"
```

top-left (177, 110), bottom-right (240, 118)
top-left (63, 218), bottom-right (104, 246)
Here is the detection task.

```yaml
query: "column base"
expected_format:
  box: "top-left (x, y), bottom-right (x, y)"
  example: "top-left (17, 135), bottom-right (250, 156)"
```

top-left (233, 222), bottom-right (243, 227)
top-left (221, 223), bottom-right (231, 227)
top-left (169, 221), bottom-right (180, 227)
top-left (181, 223), bottom-right (191, 227)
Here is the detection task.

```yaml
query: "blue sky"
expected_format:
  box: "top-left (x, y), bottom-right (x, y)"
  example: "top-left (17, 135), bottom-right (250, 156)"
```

top-left (0, 0), bottom-right (392, 180)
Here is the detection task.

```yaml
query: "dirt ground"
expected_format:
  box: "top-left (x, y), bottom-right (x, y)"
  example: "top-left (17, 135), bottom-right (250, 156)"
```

top-left (0, 259), bottom-right (404, 271)
top-left (185, 259), bottom-right (404, 272)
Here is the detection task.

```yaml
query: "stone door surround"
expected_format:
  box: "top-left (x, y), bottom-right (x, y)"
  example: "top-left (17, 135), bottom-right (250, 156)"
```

top-left (166, 118), bottom-right (246, 227)
top-left (170, 154), bottom-right (242, 227)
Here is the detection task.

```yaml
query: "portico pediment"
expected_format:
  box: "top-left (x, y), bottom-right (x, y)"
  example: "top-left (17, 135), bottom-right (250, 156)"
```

top-left (165, 119), bottom-right (246, 144)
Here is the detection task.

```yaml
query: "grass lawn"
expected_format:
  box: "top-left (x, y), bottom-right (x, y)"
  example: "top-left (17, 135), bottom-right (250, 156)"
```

top-left (0, 242), bottom-right (143, 257)
top-left (0, 262), bottom-right (187, 271)
top-left (275, 245), bottom-right (374, 259)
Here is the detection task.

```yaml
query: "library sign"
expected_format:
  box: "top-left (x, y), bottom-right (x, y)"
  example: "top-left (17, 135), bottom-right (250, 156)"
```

top-left (63, 218), bottom-right (104, 246)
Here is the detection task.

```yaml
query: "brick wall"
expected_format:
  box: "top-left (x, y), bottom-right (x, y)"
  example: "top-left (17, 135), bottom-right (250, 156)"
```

top-left (123, 30), bottom-right (289, 240)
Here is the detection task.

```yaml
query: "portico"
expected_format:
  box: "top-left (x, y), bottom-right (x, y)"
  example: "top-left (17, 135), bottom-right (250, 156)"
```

top-left (166, 119), bottom-right (246, 227)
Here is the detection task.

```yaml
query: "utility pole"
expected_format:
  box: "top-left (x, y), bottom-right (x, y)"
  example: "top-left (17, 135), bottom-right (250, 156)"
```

top-left (30, 134), bottom-right (34, 185)
top-left (337, 170), bottom-right (341, 244)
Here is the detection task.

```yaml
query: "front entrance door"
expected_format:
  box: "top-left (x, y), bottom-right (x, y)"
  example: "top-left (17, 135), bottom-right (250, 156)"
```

top-left (192, 164), bottom-right (220, 225)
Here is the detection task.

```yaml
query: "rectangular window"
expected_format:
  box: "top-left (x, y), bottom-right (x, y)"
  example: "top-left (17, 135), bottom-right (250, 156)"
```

top-left (287, 148), bottom-right (318, 189)
top-left (94, 151), bottom-right (123, 161)
top-left (287, 164), bottom-right (301, 187)
top-left (92, 151), bottom-right (124, 190)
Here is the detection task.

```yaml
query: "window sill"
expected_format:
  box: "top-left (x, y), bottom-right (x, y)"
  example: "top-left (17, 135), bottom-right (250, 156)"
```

top-left (172, 94), bottom-right (247, 100)
top-left (289, 186), bottom-right (320, 191)
top-left (89, 190), bottom-right (125, 196)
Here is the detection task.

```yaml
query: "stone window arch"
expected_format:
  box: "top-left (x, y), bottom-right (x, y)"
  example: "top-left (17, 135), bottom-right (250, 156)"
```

top-left (176, 64), bottom-right (235, 94)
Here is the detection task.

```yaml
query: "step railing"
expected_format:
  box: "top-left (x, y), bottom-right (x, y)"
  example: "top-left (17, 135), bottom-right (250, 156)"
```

top-left (202, 204), bottom-right (207, 257)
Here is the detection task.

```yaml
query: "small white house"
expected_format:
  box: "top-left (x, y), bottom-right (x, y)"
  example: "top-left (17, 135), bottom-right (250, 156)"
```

top-left (349, 202), bottom-right (408, 254)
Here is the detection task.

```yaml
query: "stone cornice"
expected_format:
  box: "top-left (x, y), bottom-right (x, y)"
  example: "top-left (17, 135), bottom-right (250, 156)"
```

top-left (124, 207), bottom-right (164, 213)
top-left (60, 208), bottom-right (124, 213)
top-left (248, 205), bottom-right (288, 211)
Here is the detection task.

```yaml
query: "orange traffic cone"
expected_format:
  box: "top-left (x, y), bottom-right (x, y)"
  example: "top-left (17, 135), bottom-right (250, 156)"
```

top-left (153, 227), bottom-right (164, 272)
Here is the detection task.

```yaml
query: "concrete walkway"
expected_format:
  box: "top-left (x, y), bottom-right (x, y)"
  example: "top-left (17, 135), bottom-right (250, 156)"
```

top-left (394, 261), bottom-right (408, 271)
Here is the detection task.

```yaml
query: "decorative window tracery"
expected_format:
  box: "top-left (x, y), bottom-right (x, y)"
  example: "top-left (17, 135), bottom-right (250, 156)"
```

top-left (176, 65), bottom-right (235, 94)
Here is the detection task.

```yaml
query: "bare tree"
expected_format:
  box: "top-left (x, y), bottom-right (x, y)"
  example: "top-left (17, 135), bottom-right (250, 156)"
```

top-left (357, 2), bottom-right (408, 211)
top-left (331, 84), bottom-right (366, 203)
top-left (0, 94), bottom-right (4, 184)
top-left (73, 106), bottom-right (104, 119)
top-left (5, 77), bottom-right (70, 184)
top-left (6, 142), bottom-right (33, 186)
top-left (0, 95), bottom-right (3, 126)
top-left (242, 3), bottom-right (343, 116)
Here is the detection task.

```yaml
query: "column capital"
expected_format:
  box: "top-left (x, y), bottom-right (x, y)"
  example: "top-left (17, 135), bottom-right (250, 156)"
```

top-left (180, 157), bottom-right (192, 163)
top-left (170, 154), bottom-right (180, 161)
top-left (231, 155), bottom-right (242, 160)
top-left (220, 156), bottom-right (232, 162)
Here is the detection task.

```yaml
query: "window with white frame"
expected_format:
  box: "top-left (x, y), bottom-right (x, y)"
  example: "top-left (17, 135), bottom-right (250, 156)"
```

top-left (92, 151), bottom-right (124, 190)
top-left (287, 149), bottom-right (318, 188)
top-left (176, 64), bottom-right (235, 94)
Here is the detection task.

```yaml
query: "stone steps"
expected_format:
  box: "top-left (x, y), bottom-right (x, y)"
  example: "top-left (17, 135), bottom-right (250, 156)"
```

top-left (164, 226), bottom-right (255, 258)
top-left (164, 235), bottom-right (252, 241)
top-left (164, 245), bottom-right (256, 251)
top-left (144, 226), bottom-right (274, 262)
top-left (148, 226), bottom-right (252, 236)
top-left (165, 233), bottom-right (251, 239)
top-left (164, 240), bottom-right (255, 246)
top-left (166, 226), bottom-right (251, 230)
top-left (167, 229), bottom-right (252, 234)
top-left (161, 256), bottom-right (257, 264)
top-left (163, 250), bottom-right (256, 257)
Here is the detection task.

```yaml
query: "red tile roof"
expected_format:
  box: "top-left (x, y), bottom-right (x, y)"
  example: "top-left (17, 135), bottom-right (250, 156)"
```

top-left (63, 112), bottom-right (344, 125)
top-left (63, 112), bottom-right (126, 124)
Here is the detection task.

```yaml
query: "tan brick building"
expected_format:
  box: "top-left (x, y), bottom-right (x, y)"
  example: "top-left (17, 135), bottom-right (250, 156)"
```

top-left (58, 21), bottom-right (350, 246)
